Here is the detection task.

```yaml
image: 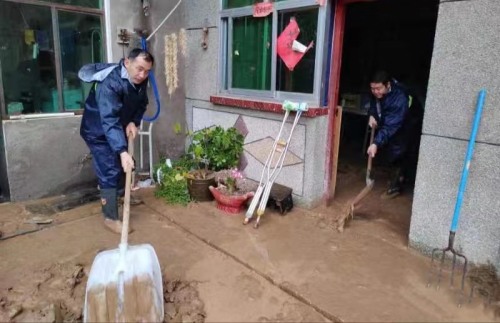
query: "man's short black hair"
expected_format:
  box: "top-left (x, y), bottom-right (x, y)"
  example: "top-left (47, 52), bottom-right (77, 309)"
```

top-left (370, 70), bottom-right (391, 85)
top-left (128, 48), bottom-right (155, 64)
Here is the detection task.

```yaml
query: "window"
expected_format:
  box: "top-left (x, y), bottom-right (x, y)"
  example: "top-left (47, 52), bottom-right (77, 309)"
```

top-left (0, 0), bottom-right (103, 117)
top-left (220, 0), bottom-right (332, 105)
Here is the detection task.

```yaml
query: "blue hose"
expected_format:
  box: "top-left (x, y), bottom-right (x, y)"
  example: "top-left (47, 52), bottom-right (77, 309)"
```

top-left (141, 37), bottom-right (161, 122)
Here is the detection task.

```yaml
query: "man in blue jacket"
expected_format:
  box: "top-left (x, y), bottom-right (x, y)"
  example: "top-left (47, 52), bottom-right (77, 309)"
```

top-left (366, 70), bottom-right (422, 199)
top-left (79, 48), bottom-right (154, 234)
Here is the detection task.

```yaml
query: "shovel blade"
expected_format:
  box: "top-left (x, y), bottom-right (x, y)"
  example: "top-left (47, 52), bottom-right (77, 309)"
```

top-left (84, 244), bottom-right (163, 322)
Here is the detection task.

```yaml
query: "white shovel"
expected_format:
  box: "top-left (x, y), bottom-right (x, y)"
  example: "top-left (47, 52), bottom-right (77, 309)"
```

top-left (83, 136), bottom-right (163, 322)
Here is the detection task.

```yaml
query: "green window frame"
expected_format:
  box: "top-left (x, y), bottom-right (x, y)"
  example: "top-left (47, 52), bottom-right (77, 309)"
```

top-left (219, 0), bottom-right (332, 106)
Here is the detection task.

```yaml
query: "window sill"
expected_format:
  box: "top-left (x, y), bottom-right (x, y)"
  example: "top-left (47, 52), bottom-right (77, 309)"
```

top-left (210, 95), bottom-right (329, 118)
top-left (2, 111), bottom-right (82, 121)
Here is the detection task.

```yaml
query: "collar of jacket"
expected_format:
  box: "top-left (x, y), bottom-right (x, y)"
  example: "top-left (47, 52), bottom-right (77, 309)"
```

top-left (119, 59), bottom-right (136, 89)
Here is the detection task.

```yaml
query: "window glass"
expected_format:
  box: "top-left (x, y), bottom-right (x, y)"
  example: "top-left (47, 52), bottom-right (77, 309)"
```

top-left (58, 11), bottom-right (102, 110)
top-left (232, 16), bottom-right (272, 91)
top-left (276, 8), bottom-right (318, 94)
top-left (223, 0), bottom-right (253, 9)
top-left (46, 0), bottom-right (101, 9)
top-left (0, 2), bottom-right (57, 115)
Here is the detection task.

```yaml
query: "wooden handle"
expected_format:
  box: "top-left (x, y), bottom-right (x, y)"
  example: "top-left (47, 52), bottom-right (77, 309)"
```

top-left (367, 126), bottom-right (375, 172)
top-left (120, 136), bottom-right (134, 245)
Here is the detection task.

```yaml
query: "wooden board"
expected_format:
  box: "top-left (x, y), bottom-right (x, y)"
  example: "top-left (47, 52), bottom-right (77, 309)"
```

top-left (329, 106), bottom-right (343, 200)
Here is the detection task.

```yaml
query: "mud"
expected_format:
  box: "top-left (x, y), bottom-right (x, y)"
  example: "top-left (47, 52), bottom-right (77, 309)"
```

top-left (163, 280), bottom-right (205, 323)
top-left (86, 274), bottom-right (162, 322)
top-left (0, 263), bottom-right (86, 322)
top-left (0, 259), bottom-right (205, 323)
top-left (469, 263), bottom-right (500, 317)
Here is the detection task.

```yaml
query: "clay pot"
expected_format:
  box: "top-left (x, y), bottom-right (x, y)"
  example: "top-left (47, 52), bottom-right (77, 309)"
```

top-left (187, 172), bottom-right (216, 202)
top-left (209, 186), bottom-right (254, 214)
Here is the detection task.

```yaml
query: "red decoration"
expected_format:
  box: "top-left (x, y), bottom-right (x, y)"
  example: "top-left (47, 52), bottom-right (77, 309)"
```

top-left (253, 2), bottom-right (273, 17)
top-left (276, 19), bottom-right (314, 71)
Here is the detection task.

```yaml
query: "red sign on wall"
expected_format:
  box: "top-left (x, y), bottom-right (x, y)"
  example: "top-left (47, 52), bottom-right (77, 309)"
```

top-left (253, 2), bottom-right (273, 17)
top-left (276, 19), bottom-right (314, 71)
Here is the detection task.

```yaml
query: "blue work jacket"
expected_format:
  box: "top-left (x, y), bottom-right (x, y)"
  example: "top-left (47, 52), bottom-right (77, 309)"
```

top-left (78, 60), bottom-right (148, 154)
top-left (369, 80), bottom-right (410, 160)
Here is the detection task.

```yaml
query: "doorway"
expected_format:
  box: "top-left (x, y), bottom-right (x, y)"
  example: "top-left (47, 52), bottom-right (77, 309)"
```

top-left (334, 0), bottom-right (439, 235)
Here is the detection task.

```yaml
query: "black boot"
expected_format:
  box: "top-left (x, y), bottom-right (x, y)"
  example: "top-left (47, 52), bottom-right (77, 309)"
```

top-left (100, 188), bottom-right (119, 220)
top-left (381, 168), bottom-right (404, 199)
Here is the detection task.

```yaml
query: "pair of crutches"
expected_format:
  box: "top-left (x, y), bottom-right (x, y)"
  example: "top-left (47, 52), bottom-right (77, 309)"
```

top-left (244, 101), bottom-right (308, 228)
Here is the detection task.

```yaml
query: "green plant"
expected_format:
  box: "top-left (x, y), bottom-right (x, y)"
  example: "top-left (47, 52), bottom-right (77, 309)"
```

top-left (154, 157), bottom-right (192, 205)
top-left (188, 126), bottom-right (244, 173)
top-left (225, 168), bottom-right (244, 194)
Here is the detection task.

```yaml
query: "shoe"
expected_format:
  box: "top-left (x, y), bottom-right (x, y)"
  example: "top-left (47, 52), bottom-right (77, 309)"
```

top-left (103, 218), bottom-right (133, 234)
top-left (381, 186), bottom-right (402, 200)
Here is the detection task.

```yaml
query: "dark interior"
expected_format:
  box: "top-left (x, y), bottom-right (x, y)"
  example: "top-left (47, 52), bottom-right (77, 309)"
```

top-left (338, 0), bottom-right (439, 176)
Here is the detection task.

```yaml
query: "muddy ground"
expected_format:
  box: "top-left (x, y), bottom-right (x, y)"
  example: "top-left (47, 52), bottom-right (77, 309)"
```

top-left (0, 162), bottom-right (499, 322)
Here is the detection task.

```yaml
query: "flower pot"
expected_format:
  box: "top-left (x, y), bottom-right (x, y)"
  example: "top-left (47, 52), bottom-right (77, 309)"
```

top-left (187, 173), bottom-right (216, 202)
top-left (209, 185), bottom-right (254, 214)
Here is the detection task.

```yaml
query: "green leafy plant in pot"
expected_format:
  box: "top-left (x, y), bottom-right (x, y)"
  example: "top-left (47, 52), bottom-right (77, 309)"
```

top-left (185, 125), bottom-right (245, 201)
top-left (154, 156), bottom-right (193, 205)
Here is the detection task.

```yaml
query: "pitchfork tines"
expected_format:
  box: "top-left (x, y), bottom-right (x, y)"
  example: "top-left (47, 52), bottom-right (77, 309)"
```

top-left (428, 231), bottom-right (468, 293)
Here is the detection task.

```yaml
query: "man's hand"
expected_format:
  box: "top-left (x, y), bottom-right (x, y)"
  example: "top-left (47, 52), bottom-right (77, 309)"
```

top-left (368, 116), bottom-right (378, 129)
top-left (126, 122), bottom-right (138, 139)
top-left (120, 151), bottom-right (135, 173)
top-left (367, 143), bottom-right (378, 158)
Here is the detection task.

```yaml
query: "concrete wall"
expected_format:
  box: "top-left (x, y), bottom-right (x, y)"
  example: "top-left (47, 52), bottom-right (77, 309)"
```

top-left (2, 117), bottom-right (95, 201)
top-left (181, 0), bottom-right (329, 207)
top-left (142, 1), bottom-right (188, 164)
top-left (107, 0), bottom-right (146, 62)
top-left (409, 0), bottom-right (500, 266)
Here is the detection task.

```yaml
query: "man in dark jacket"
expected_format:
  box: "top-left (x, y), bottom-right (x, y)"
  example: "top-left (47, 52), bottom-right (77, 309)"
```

top-left (79, 48), bottom-right (154, 234)
top-left (366, 70), bottom-right (422, 199)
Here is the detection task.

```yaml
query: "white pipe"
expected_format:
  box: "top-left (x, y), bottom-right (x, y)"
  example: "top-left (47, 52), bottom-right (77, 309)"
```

top-left (146, 0), bottom-right (183, 42)
top-left (149, 122), bottom-right (154, 180)
top-left (104, 0), bottom-right (113, 62)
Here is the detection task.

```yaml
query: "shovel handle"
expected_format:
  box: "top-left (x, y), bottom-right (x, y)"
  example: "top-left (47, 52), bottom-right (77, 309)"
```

top-left (121, 136), bottom-right (134, 246)
top-left (367, 126), bottom-right (376, 174)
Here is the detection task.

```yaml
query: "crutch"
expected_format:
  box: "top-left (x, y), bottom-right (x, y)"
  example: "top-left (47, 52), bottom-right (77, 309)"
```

top-left (244, 101), bottom-right (308, 228)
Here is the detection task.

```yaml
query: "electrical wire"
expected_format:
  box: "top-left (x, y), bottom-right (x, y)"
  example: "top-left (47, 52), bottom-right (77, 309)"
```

top-left (146, 0), bottom-right (182, 41)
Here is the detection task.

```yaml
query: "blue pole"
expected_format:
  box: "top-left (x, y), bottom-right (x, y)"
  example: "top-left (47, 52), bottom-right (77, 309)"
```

top-left (450, 89), bottom-right (486, 232)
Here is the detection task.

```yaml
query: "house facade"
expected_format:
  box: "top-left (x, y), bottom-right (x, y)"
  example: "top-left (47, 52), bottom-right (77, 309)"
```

top-left (1, 0), bottom-right (499, 267)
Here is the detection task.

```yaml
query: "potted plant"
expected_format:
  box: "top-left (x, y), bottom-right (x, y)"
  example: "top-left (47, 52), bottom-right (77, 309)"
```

top-left (154, 156), bottom-right (192, 205)
top-left (209, 168), bottom-right (255, 214)
top-left (185, 126), bottom-right (245, 201)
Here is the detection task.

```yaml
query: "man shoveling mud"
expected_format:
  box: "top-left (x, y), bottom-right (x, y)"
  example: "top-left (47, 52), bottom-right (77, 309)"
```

top-left (79, 48), bottom-right (154, 234)
top-left (367, 70), bottom-right (423, 199)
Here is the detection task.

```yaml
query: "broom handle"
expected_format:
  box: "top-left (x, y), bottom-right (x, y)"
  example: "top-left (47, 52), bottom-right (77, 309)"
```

top-left (121, 136), bottom-right (134, 245)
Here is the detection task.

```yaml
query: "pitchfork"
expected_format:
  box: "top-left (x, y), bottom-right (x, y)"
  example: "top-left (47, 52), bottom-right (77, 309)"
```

top-left (427, 90), bottom-right (486, 303)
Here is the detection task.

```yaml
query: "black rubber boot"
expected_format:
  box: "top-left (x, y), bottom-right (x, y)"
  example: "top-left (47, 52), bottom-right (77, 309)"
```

top-left (381, 168), bottom-right (404, 200)
top-left (100, 188), bottom-right (119, 220)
